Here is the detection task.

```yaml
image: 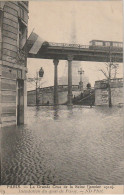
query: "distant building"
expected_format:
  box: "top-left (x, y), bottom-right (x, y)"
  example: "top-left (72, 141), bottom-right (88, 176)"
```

top-left (95, 78), bottom-right (123, 106)
top-left (0, 1), bottom-right (29, 127)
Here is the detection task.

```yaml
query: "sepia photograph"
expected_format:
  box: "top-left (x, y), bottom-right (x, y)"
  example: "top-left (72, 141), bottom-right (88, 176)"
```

top-left (0, 0), bottom-right (123, 187)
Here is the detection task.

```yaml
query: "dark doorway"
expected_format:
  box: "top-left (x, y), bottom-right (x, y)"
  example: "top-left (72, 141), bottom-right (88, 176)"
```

top-left (17, 79), bottom-right (24, 125)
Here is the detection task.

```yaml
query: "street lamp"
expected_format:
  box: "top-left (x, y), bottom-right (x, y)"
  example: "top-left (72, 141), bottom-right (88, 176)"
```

top-left (78, 68), bottom-right (84, 91)
top-left (27, 67), bottom-right (44, 106)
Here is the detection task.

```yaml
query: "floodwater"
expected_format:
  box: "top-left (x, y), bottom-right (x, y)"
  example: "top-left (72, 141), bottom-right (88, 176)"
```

top-left (1, 105), bottom-right (124, 185)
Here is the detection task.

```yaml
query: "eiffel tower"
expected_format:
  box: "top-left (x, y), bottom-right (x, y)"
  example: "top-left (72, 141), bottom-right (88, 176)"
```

top-left (59, 8), bottom-right (89, 87)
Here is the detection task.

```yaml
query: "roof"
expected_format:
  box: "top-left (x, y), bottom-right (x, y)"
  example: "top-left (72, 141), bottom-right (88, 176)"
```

top-left (90, 40), bottom-right (123, 43)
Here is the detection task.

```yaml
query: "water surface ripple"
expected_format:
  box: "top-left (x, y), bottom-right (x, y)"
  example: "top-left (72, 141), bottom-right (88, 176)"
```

top-left (1, 106), bottom-right (124, 185)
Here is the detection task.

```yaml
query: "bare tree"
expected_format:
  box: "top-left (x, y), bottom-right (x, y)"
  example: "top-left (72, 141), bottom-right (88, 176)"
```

top-left (99, 56), bottom-right (119, 107)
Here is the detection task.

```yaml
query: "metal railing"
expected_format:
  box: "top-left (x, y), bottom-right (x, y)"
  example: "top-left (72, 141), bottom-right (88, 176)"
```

top-left (47, 42), bottom-right (123, 52)
top-left (48, 42), bottom-right (89, 49)
top-left (38, 85), bottom-right (80, 92)
top-left (95, 78), bottom-right (123, 84)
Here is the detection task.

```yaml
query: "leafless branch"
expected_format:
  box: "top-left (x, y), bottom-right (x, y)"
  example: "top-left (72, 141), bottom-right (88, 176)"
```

top-left (99, 69), bottom-right (109, 79)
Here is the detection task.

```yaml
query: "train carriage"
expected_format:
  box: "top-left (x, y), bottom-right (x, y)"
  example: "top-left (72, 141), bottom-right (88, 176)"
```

top-left (89, 40), bottom-right (123, 51)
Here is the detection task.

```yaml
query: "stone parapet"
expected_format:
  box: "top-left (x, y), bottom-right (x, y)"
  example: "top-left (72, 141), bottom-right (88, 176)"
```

top-left (27, 85), bottom-right (81, 106)
top-left (95, 78), bottom-right (123, 89)
top-left (38, 85), bottom-right (80, 93)
top-left (95, 78), bottom-right (123, 106)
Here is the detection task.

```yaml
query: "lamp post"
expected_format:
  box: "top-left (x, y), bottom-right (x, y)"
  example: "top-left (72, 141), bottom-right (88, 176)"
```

top-left (27, 67), bottom-right (44, 106)
top-left (78, 68), bottom-right (84, 91)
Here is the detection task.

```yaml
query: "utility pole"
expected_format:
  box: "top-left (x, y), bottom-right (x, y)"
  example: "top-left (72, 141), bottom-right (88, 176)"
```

top-left (108, 48), bottom-right (112, 108)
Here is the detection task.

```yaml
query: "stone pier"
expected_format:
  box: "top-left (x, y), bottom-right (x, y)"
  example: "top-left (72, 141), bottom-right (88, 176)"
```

top-left (53, 59), bottom-right (59, 105)
top-left (67, 55), bottom-right (73, 105)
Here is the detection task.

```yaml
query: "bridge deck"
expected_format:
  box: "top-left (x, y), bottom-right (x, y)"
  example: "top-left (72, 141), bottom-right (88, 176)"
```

top-left (26, 32), bottom-right (123, 63)
top-left (27, 44), bottom-right (123, 62)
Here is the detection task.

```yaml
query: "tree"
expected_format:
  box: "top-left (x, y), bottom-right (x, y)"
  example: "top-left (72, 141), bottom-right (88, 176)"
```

top-left (99, 58), bottom-right (119, 107)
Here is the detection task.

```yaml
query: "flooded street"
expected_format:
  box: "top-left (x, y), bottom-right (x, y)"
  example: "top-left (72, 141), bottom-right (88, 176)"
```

top-left (1, 105), bottom-right (124, 185)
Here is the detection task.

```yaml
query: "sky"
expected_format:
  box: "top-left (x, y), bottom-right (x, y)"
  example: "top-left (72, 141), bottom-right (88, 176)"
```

top-left (27, 0), bottom-right (123, 90)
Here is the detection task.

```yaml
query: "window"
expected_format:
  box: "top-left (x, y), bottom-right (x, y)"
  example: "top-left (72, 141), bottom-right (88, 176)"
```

top-left (17, 19), bottom-right (27, 49)
top-left (118, 43), bottom-right (123, 47)
top-left (105, 42), bottom-right (110, 46)
top-left (95, 41), bottom-right (103, 46)
top-left (113, 42), bottom-right (118, 47)
top-left (89, 41), bottom-right (93, 46)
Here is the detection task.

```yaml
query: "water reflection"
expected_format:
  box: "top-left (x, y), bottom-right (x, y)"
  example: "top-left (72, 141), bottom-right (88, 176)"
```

top-left (67, 105), bottom-right (73, 119)
top-left (53, 105), bottom-right (59, 120)
top-left (1, 105), bottom-right (124, 185)
top-left (35, 106), bottom-right (40, 117)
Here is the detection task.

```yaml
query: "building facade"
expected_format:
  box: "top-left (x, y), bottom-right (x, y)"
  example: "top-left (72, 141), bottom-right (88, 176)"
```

top-left (0, 1), bottom-right (28, 127)
top-left (95, 78), bottom-right (123, 106)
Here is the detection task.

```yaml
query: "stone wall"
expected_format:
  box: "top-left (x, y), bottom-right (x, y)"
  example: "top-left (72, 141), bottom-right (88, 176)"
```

top-left (0, 1), bottom-right (28, 127)
top-left (95, 78), bottom-right (123, 106)
top-left (27, 90), bottom-right (36, 106)
top-left (27, 85), bottom-right (82, 106)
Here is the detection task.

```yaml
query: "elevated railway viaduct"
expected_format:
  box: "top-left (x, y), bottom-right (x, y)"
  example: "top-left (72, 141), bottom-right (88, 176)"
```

top-left (27, 36), bottom-right (123, 106)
